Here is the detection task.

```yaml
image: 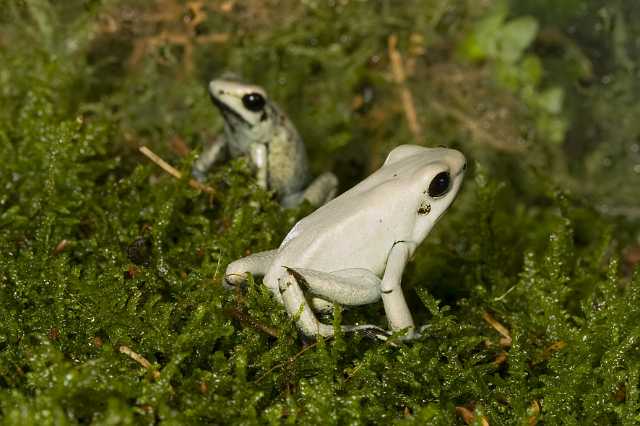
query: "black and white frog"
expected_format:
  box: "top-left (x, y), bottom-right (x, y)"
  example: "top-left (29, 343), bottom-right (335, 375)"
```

top-left (193, 77), bottom-right (337, 208)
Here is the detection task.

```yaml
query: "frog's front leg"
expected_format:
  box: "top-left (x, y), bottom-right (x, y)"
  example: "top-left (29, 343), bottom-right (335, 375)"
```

top-left (380, 242), bottom-right (419, 340)
top-left (224, 249), bottom-right (278, 290)
top-left (281, 172), bottom-right (338, 208)
top-left (249, 143), bottom-right (268, 189)
top-left (192, 135), bottom-right (228, 181)
top-left (277, 267), bottom-right (388, 338)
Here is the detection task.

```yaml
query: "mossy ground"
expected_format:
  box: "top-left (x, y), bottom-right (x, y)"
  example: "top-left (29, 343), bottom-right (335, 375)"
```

top-left (1, 1), bottom-right (640, 424)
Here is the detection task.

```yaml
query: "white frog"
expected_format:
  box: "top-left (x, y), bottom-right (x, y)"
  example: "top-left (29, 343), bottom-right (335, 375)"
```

top-left (193, 77), bottom-right (338, 208)
top-left (224, 145), bottom-right (466, 340)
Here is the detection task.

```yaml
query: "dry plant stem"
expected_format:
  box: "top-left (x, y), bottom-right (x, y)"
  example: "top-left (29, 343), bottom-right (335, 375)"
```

top-left (223, 307), bottom-right (279, 338)
top-left (52, 239), bottom-right (70, 255)
top-left (255, 341), bottom-right (321, 384)
top-left (493, 351), bottom-right (508, 366)
top-left (139, 146), bottom-right (214, 194)
top-left (455, 406), bottom-right (490, 426)
top-left (388, 34), bottom-right (423, 142)
top-left (483, 311), bottom-right (512, 347)
top-left (528, 400), bottom-right (541, 426)
top-left (542, 340), bottom-right (567, 358)
top-left (119, 345), bottom-right (161, 379)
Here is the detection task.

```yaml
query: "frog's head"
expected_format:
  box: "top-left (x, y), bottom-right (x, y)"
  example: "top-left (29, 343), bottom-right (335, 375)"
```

top-left (208, 78), bottom-right (278, 144)
top-left (384, 145), bottom-right (466, 244)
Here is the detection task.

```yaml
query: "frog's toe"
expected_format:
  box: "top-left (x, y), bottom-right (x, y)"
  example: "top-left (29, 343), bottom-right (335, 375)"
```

top-left (223, 272), bottom-right (247, 290)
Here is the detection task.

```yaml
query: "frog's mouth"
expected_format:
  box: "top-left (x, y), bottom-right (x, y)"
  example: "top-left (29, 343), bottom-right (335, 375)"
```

top-left (209, 93), bottom-right (252, 130)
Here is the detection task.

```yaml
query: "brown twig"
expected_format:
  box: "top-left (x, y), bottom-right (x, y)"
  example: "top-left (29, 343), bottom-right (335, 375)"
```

top-left (119, 345), bottom-right (161, 379)
top-left (542, 340), bottom-right (567, 358)
top-left (255, 341), bottom-right (322, 384)
top-left (528, 400), bottom-right (541, 425)
top-left (139, 145), bottom-right (214, 194)
top-left (388, 34), bottom-right (423, 142)
top-left (483, 312), bottom-right (512, 347)
top-left (224, 307), bottom-right (279, 338)
top-left (493, 351), bottom-right (508, 366)
top-left (52, 239), bottom-right (70, 255)
top-left (455, 406), bottom-right (490, 426)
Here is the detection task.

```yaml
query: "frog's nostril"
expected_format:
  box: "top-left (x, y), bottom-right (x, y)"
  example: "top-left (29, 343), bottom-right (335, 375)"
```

top-left (462, 162), bottom-right (467, 171)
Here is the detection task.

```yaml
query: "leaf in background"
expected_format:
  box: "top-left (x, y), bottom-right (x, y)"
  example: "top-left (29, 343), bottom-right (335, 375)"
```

top-left (498, 16), bottom-right (539, 63)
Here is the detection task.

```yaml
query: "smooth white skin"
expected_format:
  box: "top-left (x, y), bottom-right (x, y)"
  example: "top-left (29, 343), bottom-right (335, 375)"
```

top-left (225, 145), bottom-right (466, 340)
top-left (193, 78), bottom-right (337, 207)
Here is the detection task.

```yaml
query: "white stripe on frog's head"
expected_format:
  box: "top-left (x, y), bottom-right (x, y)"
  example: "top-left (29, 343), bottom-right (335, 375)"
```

top-left (208, 78), bottom-right (275, 143)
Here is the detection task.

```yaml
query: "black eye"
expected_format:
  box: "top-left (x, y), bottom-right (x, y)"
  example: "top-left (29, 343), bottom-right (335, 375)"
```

top-left (241, 93), bottom-right (265, 112)
top-left (428, 172), bottom-right (451, 198)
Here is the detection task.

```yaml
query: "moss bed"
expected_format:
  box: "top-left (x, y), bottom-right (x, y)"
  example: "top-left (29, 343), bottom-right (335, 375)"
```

top-left (1, 1), bottom-right (640, 424)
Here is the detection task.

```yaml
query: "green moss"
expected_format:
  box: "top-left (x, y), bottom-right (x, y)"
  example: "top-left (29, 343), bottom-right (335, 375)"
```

top-left (1, 0), bottom-right (640, 424)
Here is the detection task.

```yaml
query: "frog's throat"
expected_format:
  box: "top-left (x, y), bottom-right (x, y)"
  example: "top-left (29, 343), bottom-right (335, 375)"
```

top-left (209, 93), bottom-right (252, 128)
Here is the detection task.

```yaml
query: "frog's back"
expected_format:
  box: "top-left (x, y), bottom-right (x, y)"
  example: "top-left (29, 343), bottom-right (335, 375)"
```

top-left (273, 159), bottom-right (425, 274)
top-left (268, 118), bottom-right (309, 197)
top-left (267, 111), bottom-right (310, 196)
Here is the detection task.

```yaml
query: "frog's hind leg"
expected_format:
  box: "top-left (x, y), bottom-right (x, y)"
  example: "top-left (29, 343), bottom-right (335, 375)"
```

top-left (224, 249), bottom-right (278, 290)
top-left (278, 267), bottom-right (387, 339)
top-left (281, 172), bottom-right (338, 208)
top-left (287, 268), bottom-right (381, 306)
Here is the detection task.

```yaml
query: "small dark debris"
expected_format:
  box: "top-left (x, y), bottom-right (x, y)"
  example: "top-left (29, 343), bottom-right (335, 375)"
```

top-left (127, 236), bottom-right (152, 266)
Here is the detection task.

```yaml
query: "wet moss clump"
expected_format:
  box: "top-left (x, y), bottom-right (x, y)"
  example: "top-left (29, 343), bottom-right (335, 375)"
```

top-left (1, 1), bottom-right (640, 424)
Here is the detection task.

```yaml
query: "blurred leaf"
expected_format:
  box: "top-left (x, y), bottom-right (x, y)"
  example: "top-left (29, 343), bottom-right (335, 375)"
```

top-left (499, 16), bottom-right (539, 63)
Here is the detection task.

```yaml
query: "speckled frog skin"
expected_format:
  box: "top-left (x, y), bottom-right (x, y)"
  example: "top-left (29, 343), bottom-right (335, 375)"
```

top-left (224, 145), bottom-right (466, 340)
top-left (193, 77), bottom-right (337, 208)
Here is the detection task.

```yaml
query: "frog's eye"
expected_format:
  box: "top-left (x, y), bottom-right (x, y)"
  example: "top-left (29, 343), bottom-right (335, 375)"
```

top-left (242, 93), bottom-right (266, 112)
top-left (428, 172), bottom-right (451, 198)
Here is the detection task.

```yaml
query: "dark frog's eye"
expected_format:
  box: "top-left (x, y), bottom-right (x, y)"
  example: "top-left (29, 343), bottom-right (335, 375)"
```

top-left (428, 171), bottom-right (451, 198)
top-left (241, 93), bottom-right (266, 112)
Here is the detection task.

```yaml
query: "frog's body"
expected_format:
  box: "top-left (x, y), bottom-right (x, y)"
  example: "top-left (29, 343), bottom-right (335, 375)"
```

top-left (225, 145), bottom-right (466, 340)
top-left (193, 78), bottom-right (337, 207)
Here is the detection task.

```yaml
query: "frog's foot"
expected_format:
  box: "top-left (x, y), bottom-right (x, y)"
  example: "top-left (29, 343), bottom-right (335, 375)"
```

top-left (281, 172), bottom-right (338, 208)
top-left (285, 267), bottom-right (381, 306)
top-left (278, 267), bottom-right (382, 338)
top-left (224, 249), bottom-right (278, 290)
top-left (192, 135), bottom-right (227, 181)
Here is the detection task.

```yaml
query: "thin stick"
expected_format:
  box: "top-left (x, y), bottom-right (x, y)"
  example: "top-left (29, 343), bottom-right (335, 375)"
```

top-left (388, 34), bottom-right (423, 142)
top-left (483, 312), bottom-right (512, 347)
top-left (528, 400), bottom-right (541, 426)
top-left (52, 239), bottom-right (70, 255)
top-left (119, 345), bottom-right (161, 379)
top-left (255, 341), bottom-right (320, 384)
top-left (139, 145), bottom-right (214, 194)
top-left (224, 307), bottom-right (279, 338)
top-left (456, 406), bottom-right (490, 426)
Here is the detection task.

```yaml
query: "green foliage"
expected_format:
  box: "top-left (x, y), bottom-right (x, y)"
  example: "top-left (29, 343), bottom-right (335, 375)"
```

top-left (459, 0), bottom-right (567, 145)
top-left (1, 0), bottom-right (640, 424)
